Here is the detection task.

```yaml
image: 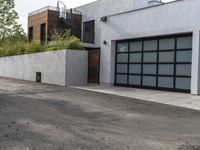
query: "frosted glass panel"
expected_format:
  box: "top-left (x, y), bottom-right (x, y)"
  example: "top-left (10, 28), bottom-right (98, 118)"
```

top-left (159, 64), bottom-right (174, 75)
top-left (116, 75), bottom-right (127, 84)
top-left (158, 77), bottom-right (174, 88)
top-left (159, 52), bottom-right (174, 62)
top-left (117, 42), bottom-right (128, 52)
top-left (143, 64), bottom-right (157, 74)
top-left (144, 40), bottom-right (157, 51)
top-left (130, 41), bottom-right (142, 51)
top-left (176, 51), bottom-right (192, 62)
top-left (143, 52), bottom-right (157, 62)
top-left (159, 38), bottom-right (175, 50)
top-left (117, 64), bottom-right (128, 73)
top-left (177, 37), bottom-right (192, 49)
top-left (117, 54), bottom-right (128, 63)
top-left (130, 53), bottom-right (142, 62)
top-left (143, 76), bottom-right (156, 87)
top-left (176, 64), bottom-right (191, 76)
top-left (129, 64), bottom-right (141, 74)
top-left (129, 75), bottom-right (141, 85)
top-left (176, 78), bottom-right (191, 90)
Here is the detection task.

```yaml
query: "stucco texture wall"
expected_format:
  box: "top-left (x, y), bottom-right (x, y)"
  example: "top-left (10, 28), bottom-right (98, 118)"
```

top-left (99, 0), bottom-right (200, 94)
top-left (0, 50), bottom-right (88, 86)
top-left (77, 0), bottom-right (149, 47)
top-left (65, 50), bottom-right (88, 86)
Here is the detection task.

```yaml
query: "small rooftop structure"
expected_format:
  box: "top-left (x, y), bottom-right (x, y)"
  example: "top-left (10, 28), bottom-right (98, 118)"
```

top-left (28, 5), bottom-right (82, 42)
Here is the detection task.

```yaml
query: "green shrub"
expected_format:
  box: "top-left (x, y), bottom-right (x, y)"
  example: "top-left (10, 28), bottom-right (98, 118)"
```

top-left (67, 36), bottom-right (84, 50)
top-left (24, 40), bottom-right (42, 54)
top-left (0, 30), bottom-right (85, 57)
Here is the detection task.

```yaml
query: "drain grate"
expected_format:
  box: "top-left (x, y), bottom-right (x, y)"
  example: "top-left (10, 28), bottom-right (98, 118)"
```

top-left (178, 145), bottom-right (200, 150)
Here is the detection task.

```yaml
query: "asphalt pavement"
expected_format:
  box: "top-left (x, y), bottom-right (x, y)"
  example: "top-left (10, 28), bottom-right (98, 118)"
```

top-left (0, 78), bottom-right (200, 150)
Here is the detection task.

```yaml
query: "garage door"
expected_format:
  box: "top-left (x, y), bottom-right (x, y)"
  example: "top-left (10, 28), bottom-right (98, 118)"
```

top-left (115, 33), bottom-right (192, 93)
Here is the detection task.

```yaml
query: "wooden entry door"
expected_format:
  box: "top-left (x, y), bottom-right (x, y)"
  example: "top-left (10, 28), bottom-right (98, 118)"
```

top-left (88, 50), bottom-right (100, 83)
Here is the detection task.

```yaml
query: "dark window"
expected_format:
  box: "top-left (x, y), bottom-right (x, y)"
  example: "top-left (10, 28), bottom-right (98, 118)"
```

top-left (115, 33), bottom-right (192, 93)
top-left (83, 20), bottom-right (95, 44)
top-left (40, 23), bottom-right (46, 42)
top-left (28, 27), bottom-right (33, 42)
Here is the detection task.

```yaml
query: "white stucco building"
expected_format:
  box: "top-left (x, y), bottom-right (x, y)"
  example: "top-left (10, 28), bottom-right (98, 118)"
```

top-left (27, 0), bottom-right (200, 94)
top-left (76, 0), bottom-right (200, 94)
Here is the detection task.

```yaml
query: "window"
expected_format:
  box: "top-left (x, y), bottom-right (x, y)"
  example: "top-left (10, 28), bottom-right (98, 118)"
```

top-left (143, 64), bottom-right (157, 75)
top-left (117, 53), bottom-right (128, 63)
top-left (143, 40), bottom-right (157, 51)
top-left (158, 64), bottom-right (174, 75)
top-left (130, 53), bottom-right (142, 63)
top-left (40, 23), bottom-right (46, 42)
top-left (28, 27), bottom-right (33, 42)
top-left (130, 41), bottom-right (142, 52)
top-left (83, 20), bottom-right (95, 43)
top-left (177, 37), bottom-right (192, 49)
top-left (117, 43), bottom-right (128, 52)
top-left (159, 38), bottom-right (175, 50)
top-left (129, 64), bottom-right (141, 74)
top-left (176, 78), bottom-right (191, 90)
top-left (116, 75), bottom-right (127, 84)
top-left (158, 77), bottom-right (174, 88)
top-left (129, 75), bottom-right (141, 85)
top-left (143, 76), bottom-right (156, 87)
top-left (116, 64), bottom-right (128, 73)
top-left (143, 52), bottom-right (157, 62)
top-left (176, 51), bottom-right (192, 62)
top-left (159, 52), bottom-right (174, 62)
top-left (176, 64), bottom-right (191, 76)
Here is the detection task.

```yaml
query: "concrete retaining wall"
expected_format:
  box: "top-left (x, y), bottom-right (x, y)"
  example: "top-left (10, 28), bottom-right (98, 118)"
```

top-left (65, 50), bottom-right (88, 86)
top-left (0, 49), bottom-right (88, 86)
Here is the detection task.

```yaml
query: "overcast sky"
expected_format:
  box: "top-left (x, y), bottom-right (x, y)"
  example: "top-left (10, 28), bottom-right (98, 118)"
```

top-left (15, 0), bottom-right (173, 32)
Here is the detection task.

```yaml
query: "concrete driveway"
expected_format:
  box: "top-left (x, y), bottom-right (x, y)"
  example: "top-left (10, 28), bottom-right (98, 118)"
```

top-left (0, 78), bottom-right (200, 150)
top-left (71, 85), bottom-right (200, 111)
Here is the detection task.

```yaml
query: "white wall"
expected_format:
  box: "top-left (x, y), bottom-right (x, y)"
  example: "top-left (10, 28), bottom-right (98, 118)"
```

top-left (77, 0), bottom-right (150, 47)
top-left (65, 50), bottom-right (88, 86)
top-left (0, 50), bottom-right (88, 86)
top-left (191, 30), bottom-right (200, 94)
top-left (99, 0), bottom-right (200, 94)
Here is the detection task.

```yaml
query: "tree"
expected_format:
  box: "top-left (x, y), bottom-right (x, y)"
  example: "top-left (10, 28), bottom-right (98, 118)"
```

top-left (0, 0), bottom-right (24, 40)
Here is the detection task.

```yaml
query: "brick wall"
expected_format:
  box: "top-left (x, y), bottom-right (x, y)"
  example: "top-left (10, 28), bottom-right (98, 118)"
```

top-left (28, 11), bottom-right (48, 41)
top-left (28, 10), bottom-right (82, 41)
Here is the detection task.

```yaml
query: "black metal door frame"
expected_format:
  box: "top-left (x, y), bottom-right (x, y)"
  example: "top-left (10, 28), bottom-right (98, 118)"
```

top-left (114, 33), bottom-right (192, 93)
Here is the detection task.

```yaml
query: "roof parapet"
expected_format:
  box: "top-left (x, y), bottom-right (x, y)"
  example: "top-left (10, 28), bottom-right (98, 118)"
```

top-left (28, 6), bottom-right (81, 17)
